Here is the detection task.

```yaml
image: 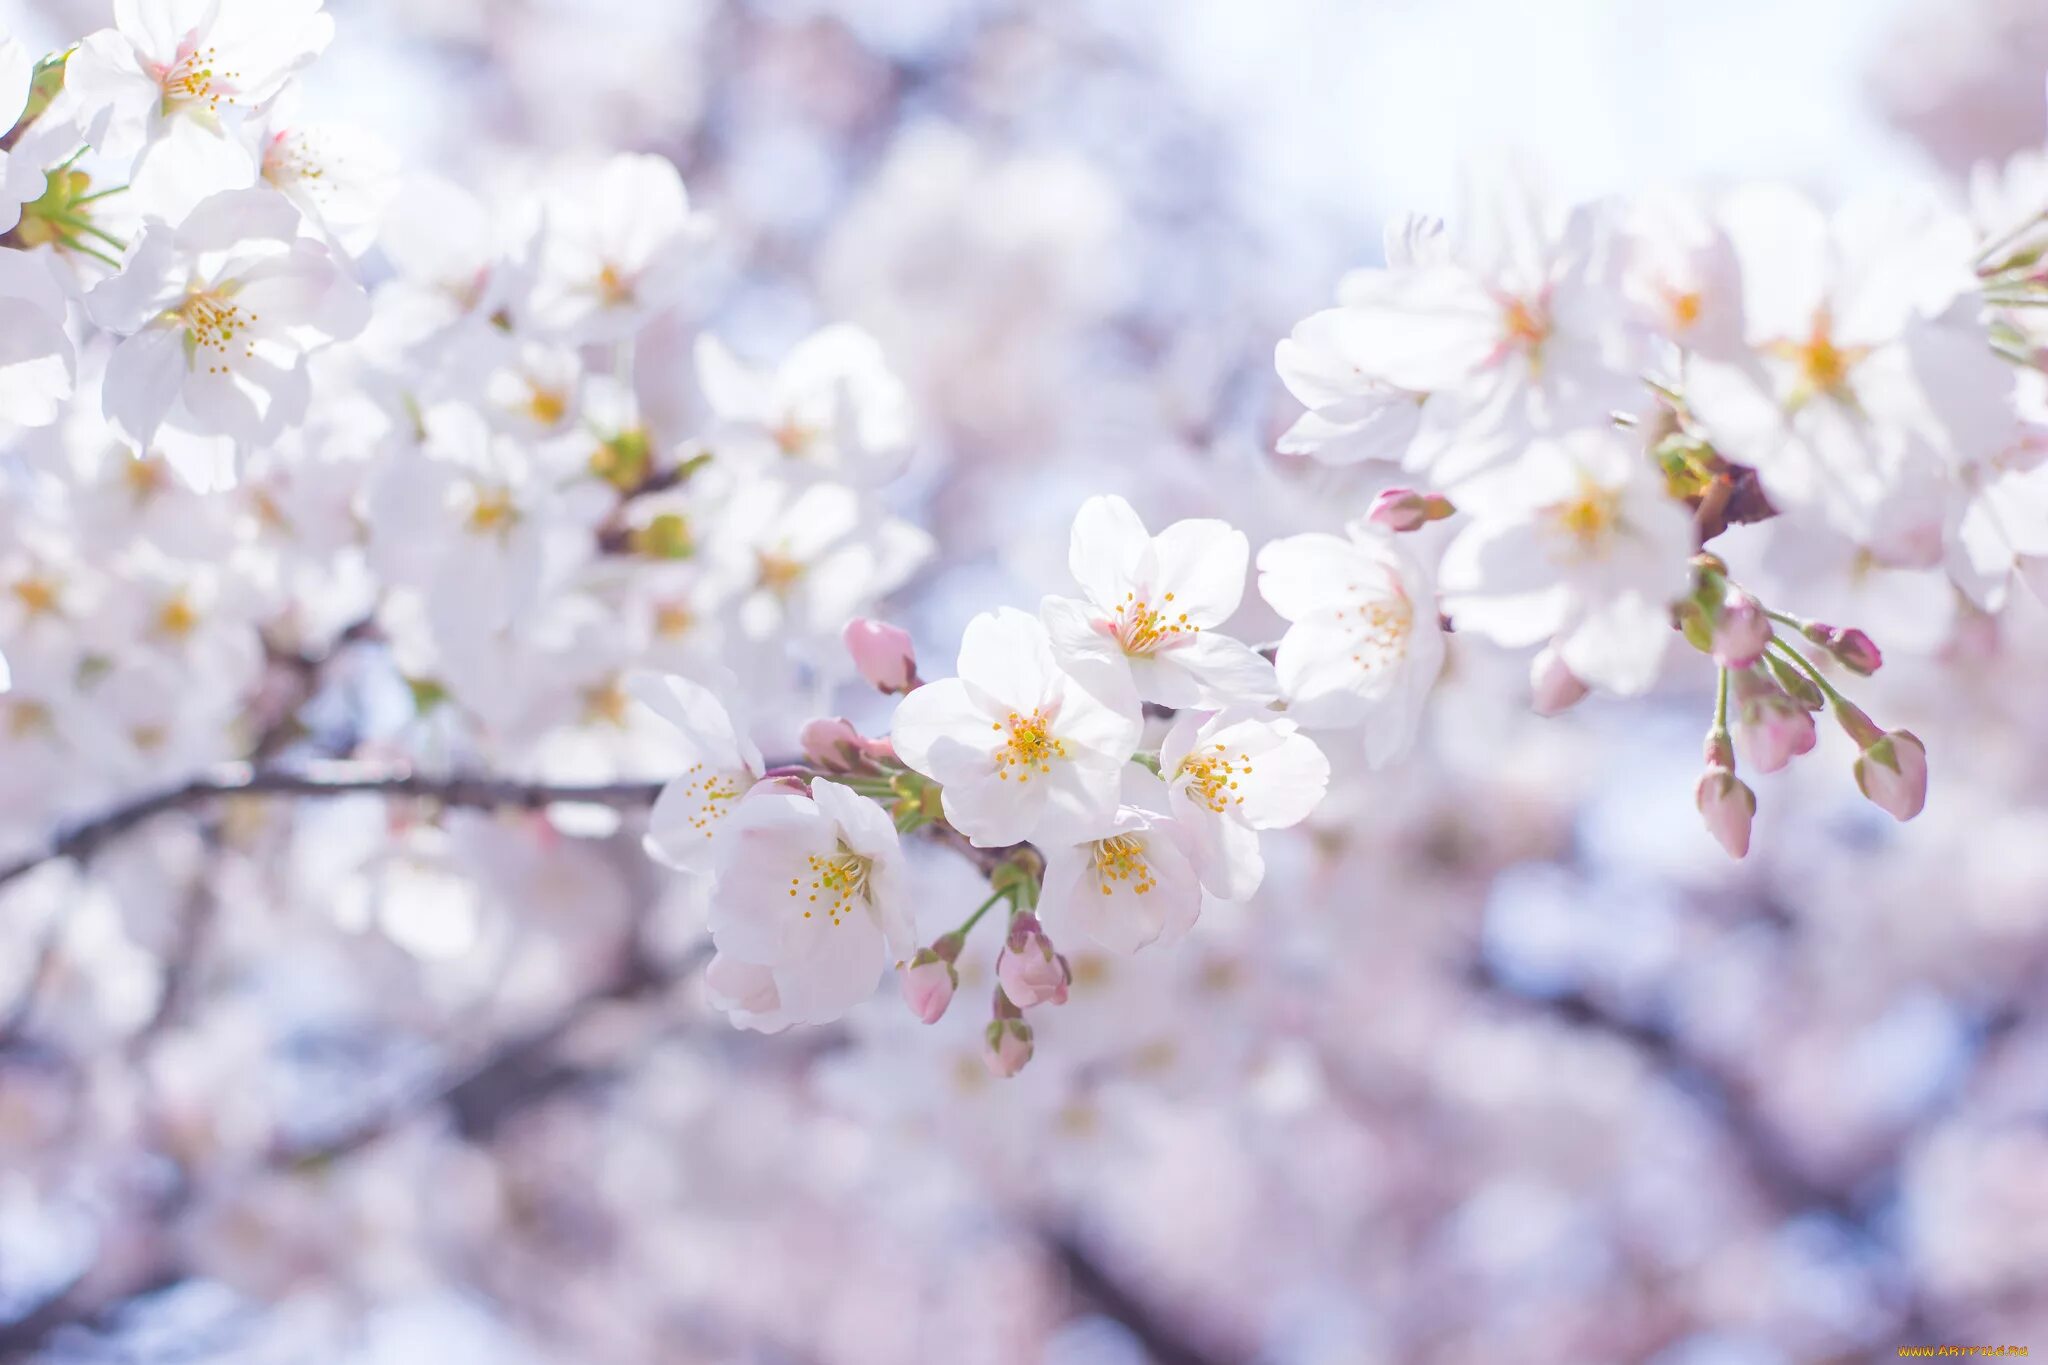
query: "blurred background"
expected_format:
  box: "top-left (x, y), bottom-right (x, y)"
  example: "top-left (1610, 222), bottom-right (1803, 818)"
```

top-left (4, 0), bottom-right (2048, 1361)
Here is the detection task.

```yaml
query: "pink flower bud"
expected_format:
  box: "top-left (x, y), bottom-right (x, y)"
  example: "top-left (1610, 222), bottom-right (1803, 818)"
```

top-left (1827, 628), bottom-right (1883, 676)
top-left (1695, 765), bottom-right (1756, 858)
top-left (1764, 654), bottom-right (1824, 711)
top-left (843, 618), bottom-right (919, 693)
top-left (1853, 728), bottom-right (1928, 821)
top-left (1801, 622), bottom-right (1883, 676)
top-left (1709, 587), bottom-right (1770, 669)
top-left (800, 716), bottom-right (867, 773)
top-left (1530, 645), bottom-right (1589, 716)
top-left (995, 913), bottom-right (1069, 1009)
top-left (896, 947), bottom-right (959, 1024)
top-left (983, 1017), bottom-right (1035, 1077)
top-left (1365, 488), bottom-right (1456, 534)
top-left (1732, 668), bottom-right (1816, 774)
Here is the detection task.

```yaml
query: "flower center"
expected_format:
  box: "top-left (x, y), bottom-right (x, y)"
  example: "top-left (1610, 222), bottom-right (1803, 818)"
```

top-left (772, 419), bottom-right (818, 456)
top-left (9, 701), bottom-right (51, 738)
top-left (1175, 744), bottom-right (1253, 814)
top-left (467, 487), bottom-right (518, 534)
top-left (993, 709), bottom-right (1068, 782)
top-left (654, 602), bottom-right (695, 637)
top-left (674, 761), bottom-right (744, 840)
top-left (1766, 313), bottom-right (1869, 404)
top-left (1090, 833), bottom-right (1157, 896)
top-left (154, 38), bottom-right (241, 116)
top-left (157, 593), bottom-right (200, 639)
top-left (596, 264), bottom-right (634, 307)
top-left (1332, 584), bottom-right (1414, 671)
top-left (1498, 292), bottom-right (1554, 373)
top-left (790, 843), bottom-right (874, 926)
top-left (1111, 590), bottom-right (1196, 656)
top-left (12, 575), bottom-right (61, 618)
top-left (756, 550), bottom-right (805, 596)
top-left (261, 131), bottom-right (325, 190)
top-left (174, 287), bottom-right (259, 372)
top-left (525, 385), bottom-right (568, 426)
top-left (581, 678), bottom-right (632, 727)
top-left (1545, 476), bottom-right (1621, 559)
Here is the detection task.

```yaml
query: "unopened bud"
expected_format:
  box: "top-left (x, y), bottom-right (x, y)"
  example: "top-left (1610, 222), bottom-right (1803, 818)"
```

top-left (1828, 628), bottom-right (1882, 676)
top-left (1709, 586), bottom-right (1770, 669)
top-left (1764, 654), bottom-right (1824, 711)
top-left (1695, 766), bottom-right (1756, 858)
top-left (1800, 622), bottom-right (1883, 676)
top-left (983, 1016), bottom-right (1035, 1078)
top-left (996, 913), bottom-right (1069, 1009)
top-left (1732, 667), bottom-right (1816, 774)
top-left (1365, 488), bottom-right (1455, 534)
top-left (800, 716), bottom-right (866, 773)
top-left (1530, 645), bottom-right (1589, 716)
top-left (896, 947), bottom-right (959, 1024)
top-left (1851, 726), bottom-right (1928, 821)
top-left (843, 618), bottom-right (919, 693)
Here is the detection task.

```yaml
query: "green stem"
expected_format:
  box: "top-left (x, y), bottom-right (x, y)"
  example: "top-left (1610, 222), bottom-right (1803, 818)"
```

top-left (1976, 211), bottom-right (2048, 270)
top-left (1768, 635), bottom-right (1848, 707)
top-left (62, 237), bottom-right (122, 270)
top-left (1762, 608), bottom-right (1805, 631)
top-left (71, 185), bottom-right (129, 205)
top-left (956, 887), bottom-right (1006, 938)
top-left (1713, 666), bottom-right (1730, 735)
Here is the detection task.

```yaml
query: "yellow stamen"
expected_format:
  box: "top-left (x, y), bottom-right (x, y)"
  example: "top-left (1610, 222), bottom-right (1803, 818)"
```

top-left (993, 709), bottom-right (1068, 784)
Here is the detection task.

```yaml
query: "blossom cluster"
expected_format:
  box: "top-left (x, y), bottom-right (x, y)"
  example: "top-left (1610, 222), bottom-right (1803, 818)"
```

top-left (3, 0), bottom-right (2048, 1358)
top-left (2, 0), bottom-right (2045, 1088)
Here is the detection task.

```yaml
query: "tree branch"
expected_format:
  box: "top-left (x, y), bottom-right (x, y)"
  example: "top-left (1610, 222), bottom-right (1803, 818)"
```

top-left (0, 763), bottom-right (667, 892)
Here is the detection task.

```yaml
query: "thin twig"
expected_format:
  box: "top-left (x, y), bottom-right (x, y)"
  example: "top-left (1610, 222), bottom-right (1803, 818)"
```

top-left (0, 763), bottom-right (667, 892)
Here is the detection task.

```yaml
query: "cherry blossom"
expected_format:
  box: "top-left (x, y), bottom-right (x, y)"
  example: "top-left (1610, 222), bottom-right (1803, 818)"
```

top-left (1041, 494), bottom-right (1277, 709)
top-left (1158, 710), bottom-right (1330, 901)
top-left (533, 153), bottom-right (706, 339)
top-left (66, 0), bottom-right (334, 163)
top-left (633, 673), bottom-right (765, 875)
top-left (1034, 778), bottom-right (1204, 954)
top-left (1439, 426), bottom-right (1695, 696)
top-left (700, 778), bottom-right (914, 1031)
top-left (87, 188), bottom-right (367, 446)
top-left (891, 607), bottom-right (1144, 847)
top-left (696, 325), bottom-right (914, 485)
top-left (1256, 520), bottom-right (1446, 765)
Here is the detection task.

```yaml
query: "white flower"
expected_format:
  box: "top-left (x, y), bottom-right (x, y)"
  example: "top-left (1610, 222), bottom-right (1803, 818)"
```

top-left (1685, 184), bottom-right (2014, 539)
top-left (533, 153), bottom-right (706, 339)
top-left (87, 188), bottom-right (367, 447)
top-left (259, 117), bottom-right (398, 258)
top-left (704, 477), bottom-right (931, 648)
top-left (0, 247), bottom-right (75, 429)
top-left (1439, 426), bottom-right (1695, 696)
top-left (67, 0), bottom-right (333, 162)
top-left (891, 606), bottom-right (1143, 848)
top-left (631, 673), bottom-right (764, 875)
top-left (0, 32), bottom-right (44, 234)
top-left (1274, 213), bottom-right (1445, 467)
top-left (702, 778), bottom-right (914, 1031)
top-left (369, 173), bottom-right (540, 366)
top-left (1302, 176), bottom-right (1646, 483)
top-left (1256, 521), bottom-right (1446, 766)
top-left (1035, 773), bottom-right (1203, 955)
top-left (1621, 190), bottom-right (1745, 358)
top-left (1158, 710), bottom-right (1329, 902)
top-left (1040, 494), bottom-right (1276, 710)
top-left (363, 404), bottom-right (607, 632)
top-left (695, 324), bottom-right (913, 484)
